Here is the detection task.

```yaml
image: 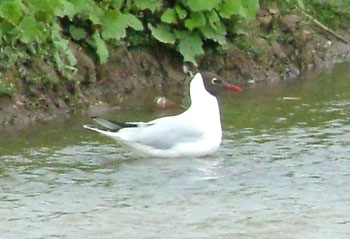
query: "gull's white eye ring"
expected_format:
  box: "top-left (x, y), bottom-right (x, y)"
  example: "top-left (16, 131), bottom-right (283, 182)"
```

top-left (211, 78), bottom-right (218, 84)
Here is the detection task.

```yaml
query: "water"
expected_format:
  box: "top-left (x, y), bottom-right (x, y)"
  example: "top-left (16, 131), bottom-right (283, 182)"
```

top-left (1, 63), bottom-right (350, 238)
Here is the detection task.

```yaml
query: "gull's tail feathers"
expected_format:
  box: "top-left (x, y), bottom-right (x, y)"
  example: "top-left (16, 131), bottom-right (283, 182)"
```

top-left (83, 117), bottom-right (141, 139)
top-left (91, 117), bottom-right (140, 131)
top-left (92, 117), bottom-right (121, 131)
top-left (83, 124), bottom-right (121, 139)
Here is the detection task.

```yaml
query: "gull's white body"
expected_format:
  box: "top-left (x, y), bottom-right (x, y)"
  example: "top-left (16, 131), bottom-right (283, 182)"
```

top-left (84, 73), bottom-right (222, 158)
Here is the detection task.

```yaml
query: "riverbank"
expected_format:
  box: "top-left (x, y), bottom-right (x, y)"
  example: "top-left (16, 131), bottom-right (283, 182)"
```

top-left (0, 1), bottom-right (350, 129)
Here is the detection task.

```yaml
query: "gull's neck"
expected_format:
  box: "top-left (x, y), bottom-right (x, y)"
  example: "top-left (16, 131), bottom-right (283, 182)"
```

top-left (188, 73), bottom-right (220, 115)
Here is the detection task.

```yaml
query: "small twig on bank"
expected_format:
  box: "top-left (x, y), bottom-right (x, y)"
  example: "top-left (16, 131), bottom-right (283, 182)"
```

top-left (302, 11), bottom-right (350, 45)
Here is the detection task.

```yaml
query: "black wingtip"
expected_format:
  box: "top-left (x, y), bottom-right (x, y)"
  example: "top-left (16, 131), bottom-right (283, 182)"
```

top-left (89, 116), bottom-right (140, 131)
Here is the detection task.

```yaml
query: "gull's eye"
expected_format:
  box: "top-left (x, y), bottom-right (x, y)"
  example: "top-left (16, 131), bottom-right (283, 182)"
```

top-left (211, 78), bottom-right (221, 84)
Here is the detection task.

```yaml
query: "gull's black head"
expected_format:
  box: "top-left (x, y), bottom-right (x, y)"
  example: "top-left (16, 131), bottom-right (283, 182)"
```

top-left (201, 72), bottom-right (242, 96)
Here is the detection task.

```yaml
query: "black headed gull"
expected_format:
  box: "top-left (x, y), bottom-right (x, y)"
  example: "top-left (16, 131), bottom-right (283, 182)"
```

top-left (84, 72), bottom-right (242, 157)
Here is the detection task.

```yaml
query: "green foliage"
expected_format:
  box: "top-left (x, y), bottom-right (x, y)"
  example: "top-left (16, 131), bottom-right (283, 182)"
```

top-left (0, 1), bottom-right (23, 25)
top-left (178, 32), bottom-right (204, 65)
top-left (305, 0), bottom-right (350, 29)
top-left (175, 5), bottom-right (188, 19)
top-left (148, 24), bottom-right (176, 44)
top-left (186, 0), bottom-right (222, 12)
top-left (0, 79), bottom-right (15, 95)
top-left (185, 12), bottom-right (206, 31)
top-left (220, 0), bottom-right (241, 18)
top-left (69, 26), bottom-right (86, 41)
top-left (296, 0), bottom-right (305, 10)
top-left (17, 17), bottom-right (41, 43)
top-left (133, 0), bottom-right (162, 13)
top-left (161, 9), bottom-right (178, 24)
top-left (92, 31), bottom-right (108, 64)
top-left (0, 0), bottom-right (260, 70)
top-left (101, 10), bottom-right (143, 42)
top-left (151, 0), bottom-right (259, 64)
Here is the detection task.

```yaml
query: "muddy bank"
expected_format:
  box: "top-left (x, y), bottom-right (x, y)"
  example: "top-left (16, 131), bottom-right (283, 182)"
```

top-left (1, 7), bottom-right (350, 130)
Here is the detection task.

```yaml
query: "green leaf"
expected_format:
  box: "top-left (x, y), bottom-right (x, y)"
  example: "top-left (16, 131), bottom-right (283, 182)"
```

top-left (148, 23), bottom-right (176, 44)
top-left (175, 5), bottom-right (187, 19)
top-left (207, 10), bottom-right (221, 26)
top-left (53, 51), bottom-right (64, 69)
top-left (87, 4), bottom-right (104, 24)
top-left (219, 0), bottom-right (241, 18)
top-left (186, 0), bottom-right (221, 12)
top-left (200, 24), bottom-right (226, 45)
top-left (206, 11), bottom-right (227, 35)
top-left (161, 8), bottom-right (177, 24)
top-left (185, 12), bottom-right (206, 31)
top-left (67, 0), bottom-right (103, 24)
top-left (0, 0), bottom-right (23, 25)
top-left (133, 0), bottom-right (162, 13)
top-left (27, 0), bottom-right (61, 22)
top-left (50, 22), bottom-right (77, 66)
top-left (92, 31), bottom-right (108, 64)
top-left (240, 0), bottom-right (259, 20)
top-left (66, 48), bottom-right (77, 66)
top-left (123, 13), bottom-right (143, 31)
top-left (56, 0), bottom-right (76, 19)
top-left (69, 25), bottom-right (86, 41)
top-left (178, 31), bottom-right (204, 65)
top-left (174, 30), bottom-right (188, 39)
top-left (101, 10), bottom-right (125, 40)
top-left (53, 37), bottom-right (68, 50)
top-left (88, 10), bottom-right (104, 24)
top-left (102, 11), bottom-right (143, 40)
top-left (27, 0), bottom-right (57, 13)
top-left (297, 0), bottom-right (305, 10)
top-left (37, 22), bottom-right (50, 40)
top-left (110, 0), bottom-right (124, 9)
top-left (50, 22), bottom-right (62, 40)
top-left (0, 79), bottom-right (15, 95)
top-left (0, 20), bottom-right (15, 36)
top-left (219, 0), bottom-right (258, 20)
top-left (17, 16), bottom-right (39, 43)
top-left (68, 0), bottom-right (94, 12)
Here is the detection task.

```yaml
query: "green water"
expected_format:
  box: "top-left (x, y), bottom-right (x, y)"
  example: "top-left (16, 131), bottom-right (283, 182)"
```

top-left (1, 63), bottom-right (350, 238)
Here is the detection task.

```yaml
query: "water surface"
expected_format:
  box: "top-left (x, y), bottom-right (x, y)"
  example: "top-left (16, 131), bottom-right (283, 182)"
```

top-left (1, 63), bottom-right (350, 238)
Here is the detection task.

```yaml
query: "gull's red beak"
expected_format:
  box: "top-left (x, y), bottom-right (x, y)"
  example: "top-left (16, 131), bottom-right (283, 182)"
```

top-left (224, 83), bottom-right (243, 93)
